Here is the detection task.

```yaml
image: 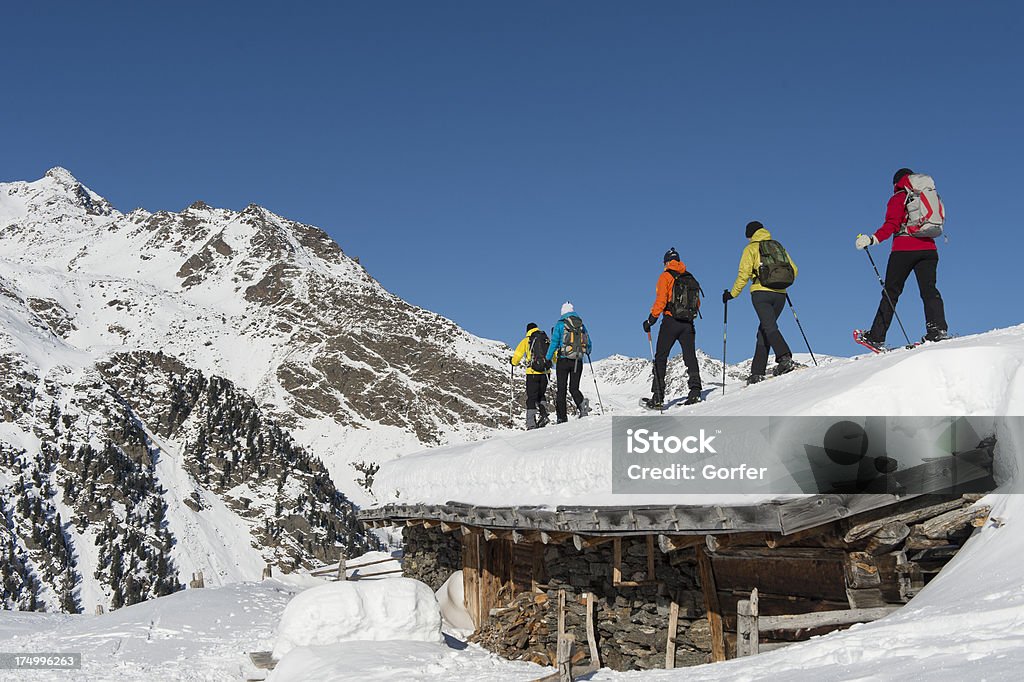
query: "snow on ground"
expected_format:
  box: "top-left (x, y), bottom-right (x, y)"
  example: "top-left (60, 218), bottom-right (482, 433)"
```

top-left (371, 326), bottom-right (1024, 508)
top-left (4, 328), bottom-right (1024, 681)
top-left (0, 577), bottom-right (308, 682)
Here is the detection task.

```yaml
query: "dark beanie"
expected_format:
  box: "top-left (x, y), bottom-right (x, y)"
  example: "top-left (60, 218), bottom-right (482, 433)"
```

top-left (663, 247), bottom-right (679, 263)
top-left (745, 221), bottom-right (764, 238)
top-left (893, 168), bottom-right (914, 185)
top-left (526, 322), bottom-right (537, 333)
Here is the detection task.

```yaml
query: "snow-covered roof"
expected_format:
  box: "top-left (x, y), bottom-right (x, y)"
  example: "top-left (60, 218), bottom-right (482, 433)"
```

top-left (366, 326), bottom-right (1024, 515)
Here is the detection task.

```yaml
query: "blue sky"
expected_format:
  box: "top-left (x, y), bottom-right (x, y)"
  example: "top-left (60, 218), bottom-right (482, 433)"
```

top-left (3, 2), bottom-right (1022, 361)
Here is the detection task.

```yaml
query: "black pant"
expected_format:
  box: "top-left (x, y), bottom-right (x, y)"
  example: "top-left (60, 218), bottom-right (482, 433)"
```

top-left (750, 291), bottom-right (792, 377)
top-left (652, 315), bottom-right (701, 401)
top-left (555, 357), bottom-right (584, 422)
top-left (525, 374), bottom-right (548, 411)
top-left (869, 250), bottom-right (947, 342)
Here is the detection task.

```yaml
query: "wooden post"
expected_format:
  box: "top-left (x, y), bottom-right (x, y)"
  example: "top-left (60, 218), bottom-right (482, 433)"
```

top-left (557, 588), bottom-right (566, 641)
top-left (646, 535), bottom-right (656, 578)
top-left (262, 563), bottom-right (273, 580)
top-left (95, 604), bottom-right (104, 615)
top-left (336, 555), bottom-right (347, 581)
top-left (190, 571), bottom-right (204, 588)
top-left (665, 600), bottom-right (679, 668)
top-left (557, 633), bottom-right (575, 682)
top-left (585, 592), bottom-right (600, 668)
top-left (612, 538), bottom-right (622, 585)
top-left (736, 587), bottom-right (759, 657)
top-left (695, 545), bottom-right (726, 662)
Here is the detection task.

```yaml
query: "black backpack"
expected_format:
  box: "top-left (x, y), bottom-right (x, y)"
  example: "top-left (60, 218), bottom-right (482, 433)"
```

top-left (528, 331), bottom-right (550, 372)
top-left (667, 271), bottom-right (702, 321)
top-left (559, 315), bottom-right (588, 360)
top-left (757, 240), bottom-right (796, 289)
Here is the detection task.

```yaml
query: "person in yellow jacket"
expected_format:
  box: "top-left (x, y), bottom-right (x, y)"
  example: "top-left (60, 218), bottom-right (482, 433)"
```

top-left (510, 323), bottom-right (551, 430)
top-left (722, 221), bottom-right (799, 384)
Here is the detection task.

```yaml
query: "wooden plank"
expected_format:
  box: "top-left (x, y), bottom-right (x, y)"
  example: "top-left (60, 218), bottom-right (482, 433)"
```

top-left (665, 600), bottom-right (679, 668)
top-left (463, 533), bottom-right (483, 629)
top-left (696, 545), bottom-right (727, 662)
top-left (586, 592), bottom-right (601, 668)
top-left (710, 549), bottom-right (848, 602)
top-left (760, 605), bottom-right (899, 632)
top-left (557, 634), bottom-right (575, 682)
top-left (779, 494), bottom-right (912, 535)
top-left (735, 587), bottom-right (759, 657)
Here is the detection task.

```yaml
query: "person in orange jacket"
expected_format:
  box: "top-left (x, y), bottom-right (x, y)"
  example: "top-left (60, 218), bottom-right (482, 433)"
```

top-left (642, 248), bottom-right (703, 407)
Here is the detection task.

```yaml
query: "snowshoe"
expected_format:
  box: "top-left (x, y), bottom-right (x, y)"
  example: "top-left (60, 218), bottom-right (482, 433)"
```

top-left (639, 397), bottom-right (664, 411)
top-left (683, 391), bottom-right (702, 406)
top-left (537, 411), bottom-right (550, 428)
top-left (853, 329), bottom-right (886, 354)
top-left (923, 329), bottom-right (951, 343)
top-left (746, 374), bottom-right (766, 386)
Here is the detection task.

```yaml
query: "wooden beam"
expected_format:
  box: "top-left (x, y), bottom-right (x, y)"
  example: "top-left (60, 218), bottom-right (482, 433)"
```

top-left (612, 538), bottom-right (622, 585)
top-left (696, 545), bottom-right (727, 662)
top-left (912, 505), bottom-right (991, 540)
top-left (760, 606), bottom-right (899, 632)
top-left (658, 534), bottom-right (704, 553)
top-left (440, 521), bottom-right (460, 534)
top-left (573, 534), bottom-right (615, 551)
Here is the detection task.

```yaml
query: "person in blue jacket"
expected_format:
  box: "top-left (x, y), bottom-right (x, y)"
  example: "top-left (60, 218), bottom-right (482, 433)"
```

top-left (545, 301), bottom-right (592, 423)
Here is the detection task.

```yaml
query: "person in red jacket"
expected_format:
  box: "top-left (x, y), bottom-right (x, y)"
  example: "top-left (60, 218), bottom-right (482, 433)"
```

top-left (856, 168), bottom-right (949, 346)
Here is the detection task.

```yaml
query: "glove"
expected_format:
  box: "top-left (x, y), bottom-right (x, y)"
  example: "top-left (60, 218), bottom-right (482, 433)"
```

top-left (544, 359), bottom-right (553, 371)
top-left (642, 314), bottom-right (657, 333)
top-left (722, 290), bottom-right (733, 304)
top-left (856, 234), bottom-right (878, 250)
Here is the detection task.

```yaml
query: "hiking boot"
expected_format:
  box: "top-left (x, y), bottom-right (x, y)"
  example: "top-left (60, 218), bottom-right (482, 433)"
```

top-left (923, 329), bottom-right (950, 343)
top-left (576, 398), bottom-right (591, 418)
top-left (684, 390), bottom-right (702, 406)
top-left (537, 405), bottom-right (550, 428)
top-left (772, 357), bottom-right (798, 377)
top-left (746, 374), bottom-right (766, 386)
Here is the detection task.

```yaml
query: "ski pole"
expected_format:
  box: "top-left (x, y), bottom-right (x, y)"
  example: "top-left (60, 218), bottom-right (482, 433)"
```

top-left (585, 353), bottom-right (605, 415)
top-left (785, 294), bottom-right (818, 366)
top-left (864, 248), bottom-right (912, 346)
top-left (647, 331), bottom-right (664, 414)
top-left (722, 298), bottom-right (728, 395)
top-left (509, 365), bottom-right (514, 428)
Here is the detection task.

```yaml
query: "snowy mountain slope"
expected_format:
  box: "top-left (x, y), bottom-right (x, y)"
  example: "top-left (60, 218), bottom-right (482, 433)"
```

top-left (0, 168), bottom-right (522, 613)
top-left (370, 325), bottom-right (1024, 508)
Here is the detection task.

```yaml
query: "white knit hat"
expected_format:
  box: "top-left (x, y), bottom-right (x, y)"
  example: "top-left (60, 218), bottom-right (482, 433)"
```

top-left (561, 301), bottom-right (574, 315)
